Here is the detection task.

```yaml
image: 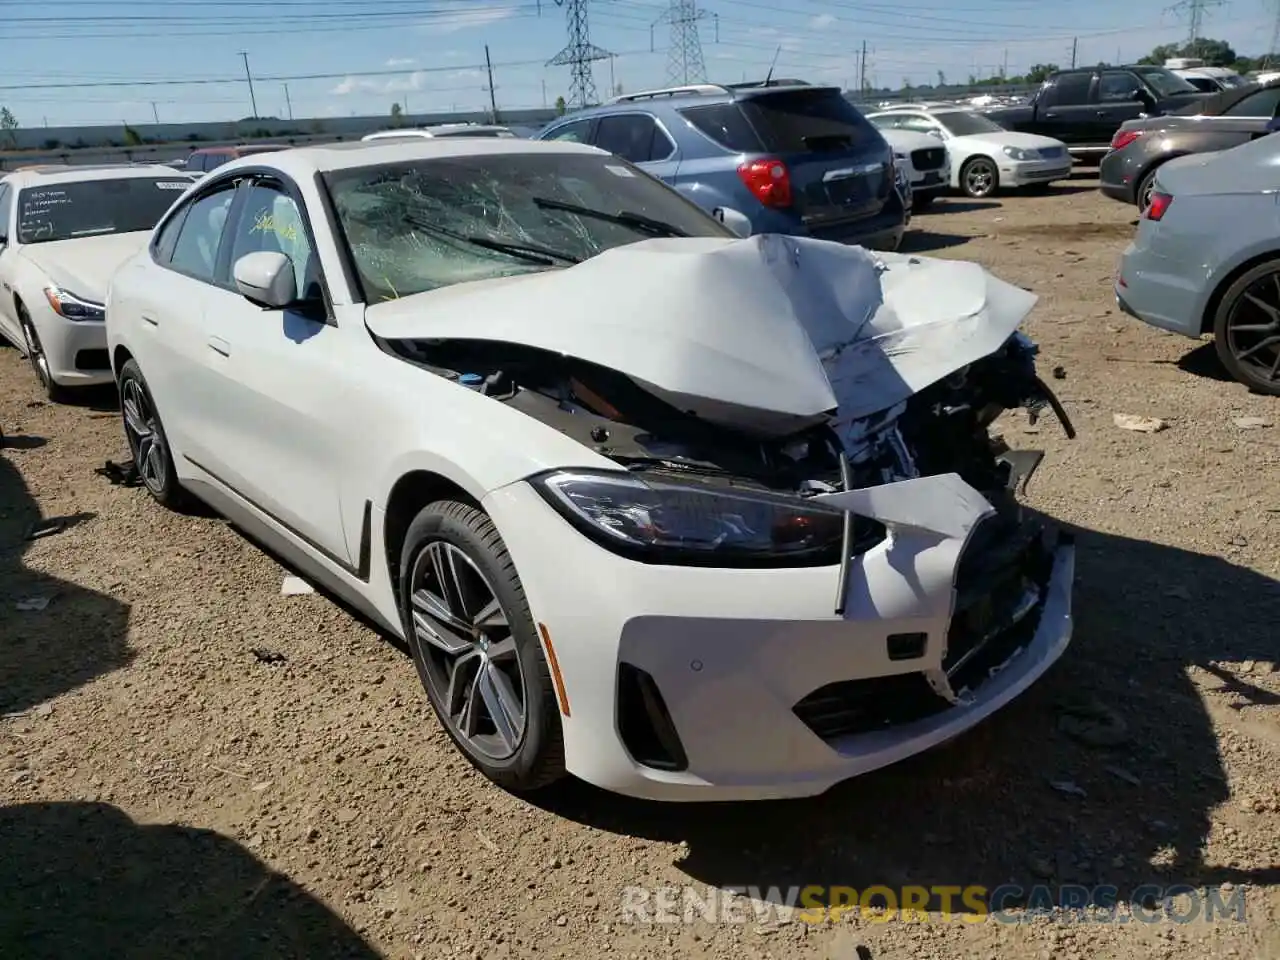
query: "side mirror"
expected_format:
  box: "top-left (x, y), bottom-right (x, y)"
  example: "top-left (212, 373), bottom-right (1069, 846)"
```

top-left (713, 206), bottom-right (753, 238)
top-left (926, 128), bottom-right (944, 140)
top-left (233, 251), bottom-right (297, 309)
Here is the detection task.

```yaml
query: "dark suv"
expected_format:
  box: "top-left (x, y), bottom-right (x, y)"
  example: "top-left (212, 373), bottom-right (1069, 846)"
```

top-left (535, 82), bottom-right (906, 251)
top-left (981, 65), bottom-right (1212, 161)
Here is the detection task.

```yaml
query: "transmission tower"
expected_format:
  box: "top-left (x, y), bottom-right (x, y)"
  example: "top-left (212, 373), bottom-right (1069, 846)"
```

top-left (656, 1), bottom-right (709, 86)
top-left (1169, 0), bottom-right (1225, 54)
top-left (1267, 0), bottom-right (1280, 69)
top-left (548, 0), bottom-right (612, 107)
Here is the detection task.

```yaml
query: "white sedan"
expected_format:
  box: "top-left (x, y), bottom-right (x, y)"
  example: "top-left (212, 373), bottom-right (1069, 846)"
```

top-left (105, 137), bottom-right (1076, 802)
top-left (0, 164), bottom-right (194, 400)
top-left (867, 106), bottom-right (1072, 198)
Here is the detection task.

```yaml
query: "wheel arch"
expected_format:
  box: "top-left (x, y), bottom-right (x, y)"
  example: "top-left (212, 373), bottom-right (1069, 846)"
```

top-left (383, 469), bottom-right (483, 608)
top-left (1201, 248), bottom-right (1280, 335)
top-left (958, 153), bottom-right (998, 193)
top-left (1132, 152), bottom-right (1186, 205)
top-left (112, 344), bottom-right (134, 381)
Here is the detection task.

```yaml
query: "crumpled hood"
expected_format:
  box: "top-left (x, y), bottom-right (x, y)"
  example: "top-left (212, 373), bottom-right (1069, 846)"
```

top-left (365, 234), bottom-right (1037, 436)
top-left (19, 232), bottom-right (151, 302)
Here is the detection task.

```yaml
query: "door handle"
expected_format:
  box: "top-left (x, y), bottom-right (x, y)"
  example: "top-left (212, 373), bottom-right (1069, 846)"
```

top-left (207, 336), bottom-right (230, 357)
top-left (1043, 112), bottom-right (1059, 119)
top-left (1096, 110), bottom-right (1109, 117)
top-left (141, 314), bottom-right (158, 327)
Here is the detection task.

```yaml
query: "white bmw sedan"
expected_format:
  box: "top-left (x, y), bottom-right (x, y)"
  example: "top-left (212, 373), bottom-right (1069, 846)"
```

top-left (106, 137), bottom-right (1077, 801)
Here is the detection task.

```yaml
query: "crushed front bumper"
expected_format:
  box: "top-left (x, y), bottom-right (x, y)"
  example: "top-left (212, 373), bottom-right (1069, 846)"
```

top-left (484, 472), bottom-right (1075, 802)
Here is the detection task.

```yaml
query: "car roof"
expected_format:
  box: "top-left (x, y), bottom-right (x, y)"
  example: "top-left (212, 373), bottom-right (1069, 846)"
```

top-left (364, 124), bottom-right (513, 139)
top-left (551, 80), bottom-right (837, 121)
top-left (211, 135), bottom-right (605, 178)
top-left (191, 144), bottom-right (284, 154)
top-left (3, 163), bottom-right (191, 187)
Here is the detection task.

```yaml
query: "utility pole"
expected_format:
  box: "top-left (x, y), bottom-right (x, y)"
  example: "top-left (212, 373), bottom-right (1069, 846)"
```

top-left (1002, 49), bottom-right (1008, 79)
top-left (860, 39), bottom-right (868, 94)
top-left (484, 44), bottom-right (499, 123)
top-left (151, 102), bottom-right (159, 123)
top-left (239, 51), bottom-right (259, 119)
top-left (656, 0), bottom-right (709, 86)
top-left (1070, 37), bottom-right (1078, 68)
top-left (609, 54), bottom-right (616, 94)
top-left (283, 83), bottom-right (293, 120)
top-left (1170, 0), bottom-right (1225, 56)
top-left (542, 78), bottom-right (548, 107)
top-left (1267, 0), bottom-right (1280, 69)
top-left (548, 0), bottom-right (612, 107)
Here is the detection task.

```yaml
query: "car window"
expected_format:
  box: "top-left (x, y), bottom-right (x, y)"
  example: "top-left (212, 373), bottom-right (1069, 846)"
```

top-left (545, 119), bottom-right (593, 143)
top-left (323, 151), bottom-right (732, 303)
top-left (168, 186), bottom-right (236, 283)
top-left (1046, 74), bottom-right (1091, 106)
top-left (895, 114), bottom-right (942, 135)
top-left (678, 103), bottom-right (764, 151)
top-left (226, 181), bottom-right (317, 300)
top-left (15, 176), bottom-right (192, 245)
top-left (186, 154), bottom-right (205, 173)
top-left (867, 113), bottom-right (902, 129)
top-left (593, 114), bottom-right (673, 163)
top-left (933, 111), bottom-right (1005, 136)
top-left (152, 204), bottom-right (188, 262)
top-left (204, 151), bottom-right (232, 172)
top-left (0, 184), bottom-right (12, 240)
top-left (1099, 71), bottom-right (1141, 102)
top-left (1132, 66), bottom-right (1198, 97)
top-left (1223, 86), bottom-right (1280, 117)
top-left (736, 87), bottom-right (881, 153)
top-left (1184, 76), bottom-right (1219, 92)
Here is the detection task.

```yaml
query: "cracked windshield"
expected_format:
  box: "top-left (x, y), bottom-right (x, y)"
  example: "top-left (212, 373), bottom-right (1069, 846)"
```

top-left (325, 152), bottom-right (730, 301)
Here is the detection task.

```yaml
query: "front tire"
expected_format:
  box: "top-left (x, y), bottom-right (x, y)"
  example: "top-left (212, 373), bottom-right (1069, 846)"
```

top-left (117, 358), bottom-right (187, 507)
top-left (398, 500), bottom-right (565, 794)
top-left (1211, 260), bottom-right (1280, 396)
top-left (959, 156), bottom-right (998, 198)
top-left (18, 305), bottom-right (69, 403)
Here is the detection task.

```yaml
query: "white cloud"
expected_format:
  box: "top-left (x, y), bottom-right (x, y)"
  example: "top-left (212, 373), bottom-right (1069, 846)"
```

top-left (385, 57), bottom-right (416, 67)
top-left (331, 70), bottom-right (439, 96)
top-left (809, 13), bottom-right (835, 30)
top-left (420, 5), bottom-right (516, 34)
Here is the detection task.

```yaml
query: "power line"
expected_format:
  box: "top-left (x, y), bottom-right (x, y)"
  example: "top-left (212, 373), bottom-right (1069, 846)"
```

top-left (655, 1), bottom-right (711, 86)
top-left (547, 0), bottom-right (611, 107)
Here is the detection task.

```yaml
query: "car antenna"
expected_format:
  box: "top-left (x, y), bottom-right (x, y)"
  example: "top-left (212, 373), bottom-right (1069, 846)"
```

top-left (763, 45), bottom-right (782, 86)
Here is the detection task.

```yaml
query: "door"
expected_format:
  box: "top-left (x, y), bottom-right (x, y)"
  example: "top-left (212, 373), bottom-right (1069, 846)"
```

top-left (192, 177), bottom-right (355, 566)
top-left (1094, 70), bottom-right (1149, 143)
top-left (0, 182), bottom-right (20, 346)
top-left (1215, 86), bottom-right (1280, 140)
top-left (1033, 73), bottom-right (1096, 142)
top-left (591, 112), bottom-right (681, 183)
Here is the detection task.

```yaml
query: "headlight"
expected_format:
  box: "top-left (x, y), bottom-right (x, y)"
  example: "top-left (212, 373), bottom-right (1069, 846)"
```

top-left (532, 470), bottom-right (884, 567)
top-left (1002, 145), bottom-right (1034, 161)
top-left (44, 285), bottom-right (105, 321)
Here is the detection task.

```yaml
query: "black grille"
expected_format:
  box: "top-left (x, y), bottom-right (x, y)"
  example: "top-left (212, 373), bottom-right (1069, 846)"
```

top-left (74, 349), bottom-right (110, 371)
top-left (617, 663), bottom-right (688, 771)
top-left (910, 147), bottom-right (946, 171)
top-left (793, 672), bottom-right (949, 740)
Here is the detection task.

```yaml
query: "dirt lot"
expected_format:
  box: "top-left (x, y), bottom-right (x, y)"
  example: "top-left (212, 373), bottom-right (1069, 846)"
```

top-left (2, 173), bottom-right (1279, 960)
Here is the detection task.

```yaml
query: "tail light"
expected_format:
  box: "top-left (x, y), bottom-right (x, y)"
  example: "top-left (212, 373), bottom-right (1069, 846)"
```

top-left (1110, 129), bottom-right (1143, 151)
top-left (1144, 191), bottom-right (1173, 221)
top-left (737, 158), bottom-right (792, 208)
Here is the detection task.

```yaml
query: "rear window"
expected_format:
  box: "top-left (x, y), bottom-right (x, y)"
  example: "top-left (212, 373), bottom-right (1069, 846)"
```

top-left (736, 88), bottom-right (881, 154)
top-left (17, 177), bottom-right (188, 244)
top-left (677, 102), bottom-right (763, 152)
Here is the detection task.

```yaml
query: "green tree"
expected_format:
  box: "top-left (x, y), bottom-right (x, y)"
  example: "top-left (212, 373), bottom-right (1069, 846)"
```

top-left (1140, 38), bottom-right (1237, 68)
top-left (936, 70), bottom-right (946, 87)
top-left (390, 102), bottom-right (404, 126)
top-left (554, 95), bottom-right (567, 116)
top-left (1024, 63), bottom-right (1059, 83)
top-left (0, 107), bottom-right (17, 148)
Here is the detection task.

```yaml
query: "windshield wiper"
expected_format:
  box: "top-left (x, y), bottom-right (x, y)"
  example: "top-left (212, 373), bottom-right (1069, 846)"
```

top-left (531, 197), bottom-right (689, 238)
top-left (401, 213), bottom-right (581, 266)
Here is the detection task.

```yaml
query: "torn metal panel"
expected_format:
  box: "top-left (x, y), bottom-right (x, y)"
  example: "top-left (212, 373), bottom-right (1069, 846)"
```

top-left (814, 472), bottom-right (997, 541)
top-left (365, 234), bottom-right (1038, 437)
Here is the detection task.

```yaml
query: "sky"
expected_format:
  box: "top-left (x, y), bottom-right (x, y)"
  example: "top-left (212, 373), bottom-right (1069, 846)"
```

top-left (2, 0), bottom-right (1277, 128)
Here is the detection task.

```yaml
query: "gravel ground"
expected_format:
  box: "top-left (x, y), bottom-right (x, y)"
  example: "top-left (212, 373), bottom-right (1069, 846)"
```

top-left (2, 173), bottom-right (1279, 960)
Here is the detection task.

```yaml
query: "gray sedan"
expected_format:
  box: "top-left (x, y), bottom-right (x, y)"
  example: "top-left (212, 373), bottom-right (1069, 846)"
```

top-left (1099, 80), bottom-right (1280, 209)
top-left (1115, 135), bottom-right (1280, 395)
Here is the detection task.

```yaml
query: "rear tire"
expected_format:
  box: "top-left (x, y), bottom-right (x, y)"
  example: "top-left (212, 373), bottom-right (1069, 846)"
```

top-left (398, 500), bottom-right (566, 794)
top-left (1136, 168), bottom-right (1159, 211)
top-left (18, 305), bottom-right (70, 403)
top-left (959, 156), bottom-right (998, 198)
top-left (117, 359), bottom-right (188, 508)
top-left (1211, 260), bottom-right (1280, 396)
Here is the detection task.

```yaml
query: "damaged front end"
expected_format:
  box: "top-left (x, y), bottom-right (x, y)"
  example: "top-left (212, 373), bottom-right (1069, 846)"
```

top-left (369, 235), bottom-right (1075, 711)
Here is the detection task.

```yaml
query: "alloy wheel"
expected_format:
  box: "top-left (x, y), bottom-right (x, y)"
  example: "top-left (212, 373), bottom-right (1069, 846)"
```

top-left (1225, 271), bottom-right (1280, 387)
top-left (409, 540), bottom-right (527, 761)
top-left (1138, 177), bottom-right (1155, 211)
top-left (964, 159), bottom-right (995, 197)
top-left (121, 377), bottom-right (169, 495)
top-left (19, 313), bottom-right (52, 390)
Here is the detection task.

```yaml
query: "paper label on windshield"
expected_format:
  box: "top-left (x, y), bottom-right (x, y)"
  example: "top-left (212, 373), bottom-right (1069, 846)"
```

top-left (155, 181), bottom-right (189, 190)
top-left (604, 164), bottom-right (635, 177)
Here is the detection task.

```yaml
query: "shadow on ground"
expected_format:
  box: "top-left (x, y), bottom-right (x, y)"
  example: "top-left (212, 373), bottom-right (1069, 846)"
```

top-left (899, 230), bottom-right (972, 253)
top-left (1177, 341), bottom-right (1236, 385)
top-left (533, 517), bottom-right (1280, 911)
top-left (0, 801), bottom-right (382, 959)
top-left (0, 439), bottom-right (132, 714)
top-left (922, 199), bottom-right (1002, 215)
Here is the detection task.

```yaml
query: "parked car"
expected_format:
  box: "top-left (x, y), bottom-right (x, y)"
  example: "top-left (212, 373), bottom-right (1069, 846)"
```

top-left (980, 65), bottom-right (1212, 161)
top-left (876, 127), bottom-right (950, 210)
top-left (535, 82), bottom-right (906, 251)
top-left (0, 163), bottom-right (194, 400)
top-left (105, 136), bottom-right (1076, 801)
top-left (362, 124), bottom-right (517, 141)
top-left (1164, 57), bottom-right (1249, 93)
top-left (186, 144), bottom-right (287, 179)
top-left (867, 106), bottom-right (1070, 198)
top-left (1116, 134), bottom-right (1280, 395)
top-left (1099, 80), bottom-right (1280, 209)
